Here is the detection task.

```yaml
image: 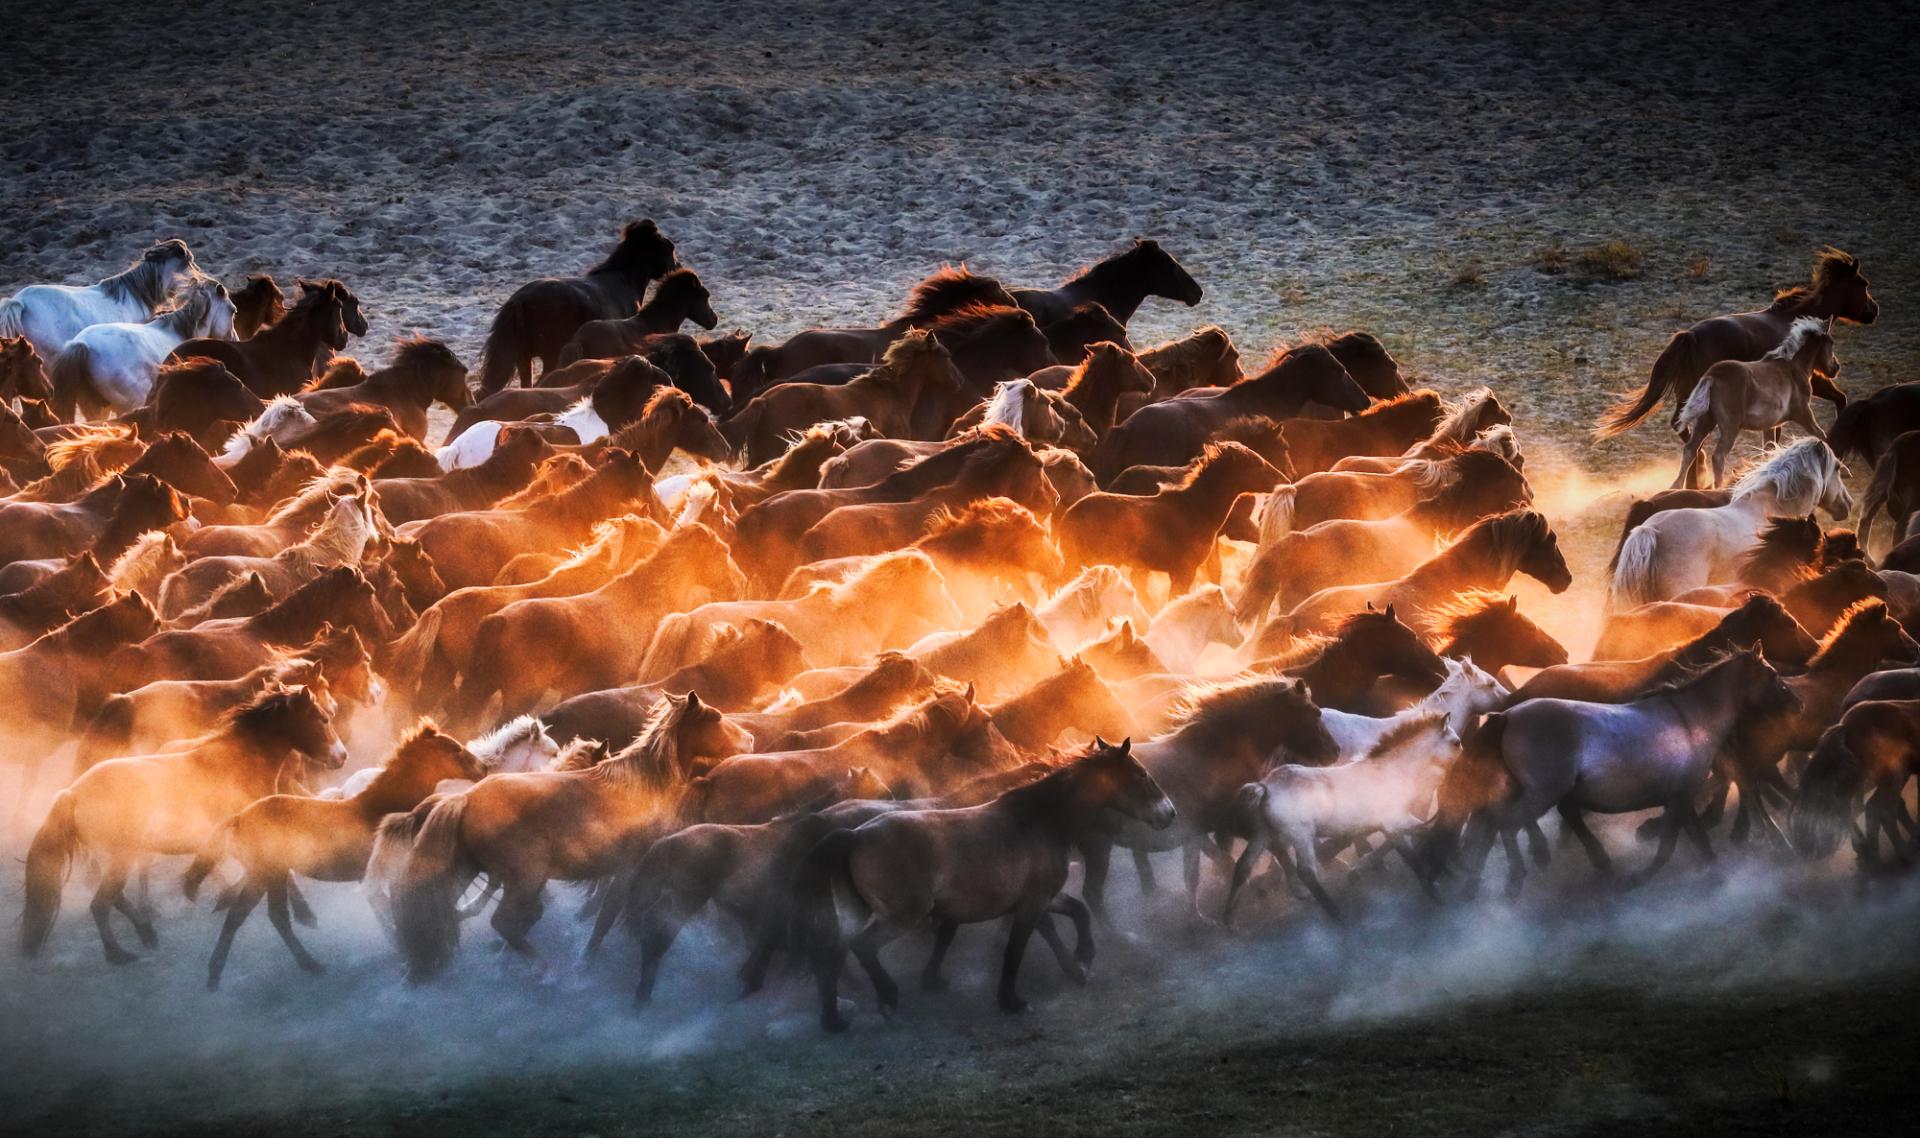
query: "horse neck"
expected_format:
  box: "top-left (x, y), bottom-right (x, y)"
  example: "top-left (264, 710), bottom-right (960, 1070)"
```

top-left (247, 590), bottom-right (335, 643)
top-left (366, 366), bottom-right (433, 411)
top-left (1064, 365), bottom-right (1122, 431)
top-left (93, 510), bottom-right (167, 565)
top-left (993, 673), bottom-right (1080, 736)
top-left (352, 761), bottom-right (439, 816)
top-left (1649, 663), bottom-right (1750, 734)
top-left (1169, 460), bottom-right (1250, 517)
top-left (1071, 263), bottom-right (1151, 323)
top-left (102, 260), bottom-right (169, 312)
top-left (1409, 531), bottom-right (1512, 595)
top-left (1809, 624), bottom-right (1886, 678)
top-left (211, 723), bottom-right (299, 793)
top-left (621, 415), bottom-right (681, 473)
top-left (994, 769), bottom-right (1092, 838)
top-left (1293, 642), bottom-right (1374, 704)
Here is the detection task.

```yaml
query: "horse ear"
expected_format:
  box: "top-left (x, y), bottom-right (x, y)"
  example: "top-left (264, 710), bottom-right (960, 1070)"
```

top-left (684, 690), bottom-right (704, 712)
top-left (1506, 595), bottom-right (1518, 612)
top-left (1091, 735), bottom-right (1109, 750)
top-left (1383, 603), bottom-right (1396, 620)
top-left (1116, 737), bottom-right (1132, 757)
top-left (1365, 600), bottom-right (1377, 612)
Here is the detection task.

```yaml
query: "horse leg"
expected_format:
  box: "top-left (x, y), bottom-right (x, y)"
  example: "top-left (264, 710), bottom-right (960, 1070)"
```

top-left (1080, 838), bottom-right (1113, 921)
top-left (1388, 836), bottom-right (1439, 898)
top-left (810, 915), bottom-right (851, 1033)
top-left (285, 878), bottom-right (317, 927)
top-left (206, 879), bottom-right (265, 990)
top-left (847, 918), bottom-right (902, 1013)
top-left (634, 903), bottom-right (691, 1006)
top-left (1557, 804), bottom-right (1614, 876)
top-left (1672, 429), bottom-right (1709, 490)
top-left (1223, 831), bottom-right (1270, 927)
top-left (1131, 846), bottom-right (1159, 896)
top-left (111, 876), bottom-right (160, 949)
top-left (1676, 802), bottom-right (1716, 866)
top-left (1289, 842), bottom-right (1342, 920)
top-left (265, 876), bottom-right (325, 974)
top-left (90, 862), bottom-right (139, 965)
top-left (997, 911), bottom-right (1041, 1014)
top-left (1709, 427), bottom-right (1740, 490)
top-left (1500, 828), bottom-right (1528, 899)
top-left (1047, 895), bottom-right (1096, 974)
top-left (491, 883), bottom-right (547, 963)
top-left (919, 918), bottom-right (958, 992)
top-left (1181, 842), bottom-right (1209, 919)
top-left (1523, 821), bottom-right (1552, 869)
top-left (1629, 813), bottom-right (1683, 887)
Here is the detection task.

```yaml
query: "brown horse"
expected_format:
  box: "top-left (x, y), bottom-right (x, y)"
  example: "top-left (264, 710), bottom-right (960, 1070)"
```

top-left (0, 397), bottom-right (50, 483)
top-left (0, 472), bottom-right (186, 569)
top-left (554, 268), bottom-right (720, 364)
top-left (1042, 303), bottom-right (1130, 364)
top-left (1, 334), bottom-right (56, 404)
top-left (1674, 317), bottom-right (1841, 487)
top-left (914, 304), bottom-right (1056, 433)
top-left (391, 691), bottom-right (749, 980)
top-left (73, 654), bottom-right (340, 774)
top-left (1095, 344), bottom-right (1365, 479)
top-left (348, 429), bottom-right (479, 478)
top-left (532, 335), bottom-right (732, 417)
top-left (187, 721), bottom-right (488, 988)
top-left (1060, 442), bottom-right (1285, 595)
top-left (1592, 591), bottom-right (1824, 664)
top-left (898, 599), bottom-right (1065, 702)
top-left (800, 737), bottom-right (1172, 1030)
top-left (170, 280), bottom-right (356, 397)
top-left (1079, 618), bottom-right (1169, 683)
top-left (21, 685), bottom-right (345, 962)
top-left (0, 551), bottom-right (111, 650)
top-left (713, 653), bottom-right (938, 746)
top-left (723, 330), bottom-right (962, 464)
top-left (477, 220), bottom-right (680, 393)
top-left (1049, 341), bottom-right (1157, 440)
top-left (1857, 431), bottom-right (1920, 550)
top-left (986, 656), bottom-right (1134, 751)
top-left (584, 387), bottom-right (733, 475)
top-left (228, 274), bottom-right (286, 339)
top-left (296, 337), bottom-right (472, 440)
top-left (1278, 390), bottom-right (1447, 476)
top-left (1791, 699), bottom-right (1920, 864)
top-left (449, 525), bottom-right (747, 728)
top-left (1269, 434), bottom-right (1527, 537)
top-left (1012, 240), bottom-right (1202, 326)
top-left (156, 493), bottom-right (378, 619)
top-left (1423, 591), bottom-right (1570, 685)
top-left (1598, 247), bottom-right (1875, 437)
top-left (372, 426), bottom-right (554, 526)
top-left (1254, 509), bottom-right (1572, 650)
top-left (448, 353), bottom-right (670, 445)
top-left (729, 267), bottom-right (1018, 397)
top-left (397, 448), bottom-right (657, 590)
top-left (1261, 604), bottom-right (1450, 713)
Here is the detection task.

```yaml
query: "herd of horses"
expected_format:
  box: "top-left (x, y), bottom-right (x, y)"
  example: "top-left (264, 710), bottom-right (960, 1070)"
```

top-left (2, 229), bottom-right (1917, 1033)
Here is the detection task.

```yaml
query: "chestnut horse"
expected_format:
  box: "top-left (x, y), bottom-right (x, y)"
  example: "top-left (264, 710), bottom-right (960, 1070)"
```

top-left (553, 268), bottom-right (720, 364)
top-left (296, 337), bottom-right (472, 440)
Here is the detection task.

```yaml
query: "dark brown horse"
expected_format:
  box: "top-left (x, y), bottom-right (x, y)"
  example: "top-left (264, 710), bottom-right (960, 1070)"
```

top-left (554, 269), bottom-right (720, 365)
top-left (170, 280), bottom-right (357, 397)
top-left (728, 266), bottom-right (1017, 398)
top-left (476, 220), bottom-right (680, 393)
top-left (1598, 247), bottom-right (1876, 437)
top-left (1042, 302), bottom-right (1130, 364)
top-left (1011, 240), bottom-right (1203, 326)
top-left (446, 354), bottom-right (671, 444)
top-left (373, 426), bottom-right (554, 526)
top-left (228, 274), bottom-right (286, 339)
top-left (1053, 341), bottom-right (1157, 440)
top-left (723, 329), bottom-right (962, 465)
top-left (1277, 390), bottom-right (1447, 476)
top-left (799, 738), bottom-right (1173, 1030)
top-left (916, 305), bottom-right (1057, 435)
top-left (1, 335), bottom-right (55, 403)
top-left (0, 472), bottom-right (186, 569)
top-left (1261, 604), bottom-right (1450, 713)
top-left (1791, 699), bottom-right (1920, 864)
top-left (296, 337), bottom-right (472, 439)
top-left (137, 359), bottom-right (266, 449)
top-left (1857, 431), bottom-right (1920, 550)
top-left (1094, 344), bottom-right (1365, 479)
top-left (0, 552), bottom-right (111, 651)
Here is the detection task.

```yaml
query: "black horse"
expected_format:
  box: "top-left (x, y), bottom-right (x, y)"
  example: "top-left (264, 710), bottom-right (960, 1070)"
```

top-left (476, 220), bottom-right (679, 394)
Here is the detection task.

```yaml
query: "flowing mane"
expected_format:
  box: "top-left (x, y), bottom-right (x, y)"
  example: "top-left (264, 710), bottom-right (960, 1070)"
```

top-left (1422, 589), bottom-right (1518, 643)
top-left (1429, 388), bottom-right (1506, 447)
top-left (468, 715), bottom-right (553, 770)
top-left (980, 379), bottom-right (1030, 433)
top-left (1808, 599), bottom-right (1894, 667)
top-left (1363, 711), bottom-right (1449, 760)
top-left (1729, 439), bottom-right (1840, 513)
top-left (1764, 316), bottom-right (1831, 361)
top-left (1166, 674), bottom-right (1304, 739)
top-left (596, 695), bottom-right (700, 792)
top-left (99, 239), bottom-right (195, 309)
top-left (1775, 246), bottom-right (1862, 305)
top-left (899, 266), bottom-right (1014, 323)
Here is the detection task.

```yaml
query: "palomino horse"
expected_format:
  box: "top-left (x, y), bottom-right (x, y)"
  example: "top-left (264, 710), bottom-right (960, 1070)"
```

top-left (50, 280), bottom-right (236, 417)
top-left (799, 737), bottom-right (1175, 1031)
top-left (169, 279), bottom-right (355, 399)
top-left (390, 692), bottom-right (750, 980)
top-left (1598, 247), bottom-right (1876, 437)
top-left (186, 722), bottom-right (488, 988)
top-left (1429, 649), bottom-right (1796, 898)
top-left (476, 220), bottom-right (679, 393)
top-left (0, 239), bottom-right (200, 363)
top-left (723, 329), bottom-right (961, 464)
top-left (554, 268), bottom-right (720, 364)
top-left (20, 686), bottom-right (346, 962)
top-left (1674, 317), bottom-right (1840, 488)
top-left (1010, 239), bottom-right (1202, 326)
top-left (1611, 439), bottom-right (1852, 607)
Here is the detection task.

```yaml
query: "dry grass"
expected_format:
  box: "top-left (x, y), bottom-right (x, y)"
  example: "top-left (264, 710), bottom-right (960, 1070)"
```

top-left (1573, 239), bottom-right (1647, 281)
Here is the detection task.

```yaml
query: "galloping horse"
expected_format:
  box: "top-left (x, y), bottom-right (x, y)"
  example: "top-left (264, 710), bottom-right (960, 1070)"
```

top-left (1673, 317), bottom-right (1840, 487)
top-left (0, 239), bottom-right (200, 363)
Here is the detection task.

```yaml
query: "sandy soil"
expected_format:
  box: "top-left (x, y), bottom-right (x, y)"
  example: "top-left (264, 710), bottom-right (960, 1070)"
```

top-left (4, 1), bottom-right (1920, 1133)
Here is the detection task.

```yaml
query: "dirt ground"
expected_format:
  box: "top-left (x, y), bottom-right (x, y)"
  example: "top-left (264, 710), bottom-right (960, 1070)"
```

top-left (4, 1), bottom-right (1920, 1134)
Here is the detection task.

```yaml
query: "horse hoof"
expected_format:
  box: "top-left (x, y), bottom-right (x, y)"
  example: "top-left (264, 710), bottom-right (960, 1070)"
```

top-left (134, 927), bottom-right (160, 949)
top-left (299, 959), bottom-right (327, 976)
top-left (1063, 964), bottom-right (1088, 987)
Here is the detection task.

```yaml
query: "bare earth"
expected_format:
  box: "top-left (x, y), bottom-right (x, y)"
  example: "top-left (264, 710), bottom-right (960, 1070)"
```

top-left (3, 1), bottom-right (1919, 1134)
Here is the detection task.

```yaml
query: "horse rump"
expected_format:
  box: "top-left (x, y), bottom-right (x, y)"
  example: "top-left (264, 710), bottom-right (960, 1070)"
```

top-left (1595, 330), bottom-right (1696, 439)
top-left (390, 793), bottom-right (474, 983)
top-left (21, 793), bottom-right (81, 957)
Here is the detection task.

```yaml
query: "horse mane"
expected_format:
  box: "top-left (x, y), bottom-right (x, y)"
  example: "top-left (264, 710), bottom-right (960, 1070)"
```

top-left (100, 239), bottom-right (193, 309)
top-left (262, 466), bottom-right (368, 524)
top-left (1809, 598), bottom-right (1892, 666)
top-left (873, 428), bottom-right (1014, 495)
top-left (106, 530), bottom-right (179, 592)
top-left (468, 714), bottom-right (551, 770)
top-left (980, 380), bottom-right (1030, 433)
top-left (1363, 711), bottom-right (1449, 760)
top-left (1730, 439), bottom-right (1837, 512)
top-left (1421, 588), bottom-right (1517, 643)
top-left (607, 385), bottom-right (698, 443)
top-left (302, 357), bottom-right (368, 393)
top-left (1060, 341), bottom-right (1121, 398)
top-left (497, 453), bottom-right (594, 509)
top-left (1346, 387), bottom-right (1442, 423)
top-left (645, 268), bottom-right (707, 311)
top-left (1428, 388), bottom-right (1503, 446)
top-left (591, 219), bottom-right (664, 275)
top-left (549, 738), bottom-right (608, 772)
top-left (1173, 440), bottom-right (1261, 491)
top-left (1168, 673), bottom-right (1301, 735)
top-left (1139, 325), bottom-right (1232, 374)
top-left (926, 303), bottom-right (1032, 342)
top-left (1421, 509), bottom-right (1548, 575)
top-left (899, 266), bottom-right (1012, 323)
top-left (1765, 316), bottom-right (1831, 361)
top-left (13, 424), bottom-right (144, 501)
top-left (819, 549), bottom-right (940, 607)
top-left (1738, 515), bottom-right (1821, 583)
top-left (224, 395), bottom-right (318, 460)
top-left (597, 695), bottom-right (699, 791)
top-left (919, 497), bottom-right (1040, 555)
top-left (863, 328), bottom-right (946, 384)
top-left (1637, 646), bottom-right (1752, 697)
top-left (226, 685), bottom-right (313, 735)
top-left (1776, 246), bottom-right (1861, 303)
top-left (1065, 240), bottom-right (1165, 288)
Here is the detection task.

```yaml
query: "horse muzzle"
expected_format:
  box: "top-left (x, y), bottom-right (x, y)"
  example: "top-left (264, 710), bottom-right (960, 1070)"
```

top-left (1146, 798), bottom-right (1178, 831)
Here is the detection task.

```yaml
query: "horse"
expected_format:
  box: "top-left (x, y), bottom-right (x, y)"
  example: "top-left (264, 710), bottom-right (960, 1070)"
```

top-left (1428, 649), bottom-right (1796, 898)
top-left (1046, 341), bottom-right (1157, 440)
top-left (186, 722), bottom-right (489, 988)
top-left (447, 353), bottom-right (670, 444)
top-left (1226, 714), bottom-right (1461, 921)
top-left (1791, 699), bottom-right (1920, 866)
top-left (372, 426), bottom-right (554, 526)
top-left (723, 330), bottom-right (961, 465)
top-left (295, 337), bottom-right (471, 439)
top-left (1275, 390), bottom-right (1448, 477)
top-left (133, 359), bottom-right (266, 451)
top-left (944, 378), bottom-right (1096, 454)
top-left (344, 430), bottom-right (447, 479)
top-left (986, 656), bottom-right (1135, 751)
top-left (0, 335), bottom-right (55, 404)
top-left (915, 305), bottom-right (1056, 434)
top-left (169, 279), bottom-right (355, 399)
top-left (1040, 302), bottom-right (1130, 367)
top-left (1032, 564), bottom-right (1153, 655)
top-left (1657, 515), bottom-right (1826, 610)
top-left (49, 280), bottom-right (236, 418)
top-left (553, 268), bottom-right (720, 364)
top-left (1254, 510), bottom-right (1571, 652)
top-left (476, 220), bottom-right (680, 393)
top-left (1117, 324), bottom-right (1242, 416)
top-left (1521, 594), bottom-right (1822, 704)
top-left (1829, 381), bottom-right (1920, 469)
top-left (180, 465), bottom-right (365, 557)
top-left (0, 552), bottom-right (111, 651)
top-left (20, 685), bottom-right (346, 963)
top-left (1597, 247), bottom-right (1876, 437)
top-left (721, 653), bottom-right (941, 752)
top-left (902, 600), bottom-right (1066, 703)
top-left (155, 493), bottom-right (378, 619)
top-left (1326, 389), bottom-right (1514, 476)
top-left (0, 396), bottom-right (50, 483)
top-left (0, 239), bottom-right (200, 363)
top-left (1094, 344), bottom-right (1365, 478)
top-left (390, 691), bottom-right (749, 980)
top-left (530, 335), bottom-right (731, 417)
top-left (1257, 604), bottom-right (1450, 713)
top-left (1857, 431), bottom-right (1920, 550)
top-left (1674, 317), bottom-right (1841, 487)
top-left (73, 654), bottom-right (343, 774)
top-left (1610, 439), bottom-right (1852, 607)
top-left (798, 737), bottom-right (1173, 1031)
top-left (0, 472), bottom-right (187, 569)
top-left (1011, 240), bottom-right (1202, 327)
top-left (727, 266), bottom-right (1016, 397)
top-left (228, 274), bottom-right (286, 339)
top-left (1079, 618), bottom-right (1170, 684)
top-left (1079, 676), bottom-right (1337, 920)
top-left (1142, 584), bottom-right (1242, 674)
top-left (1593, 589), bottom-right (1827, 664)
top-left (1059, 442), bottom-right (1285, 595)
top-left (447, 525), bottom-right (747, 730)
top-left (217, 395), bottom-right (321, 463)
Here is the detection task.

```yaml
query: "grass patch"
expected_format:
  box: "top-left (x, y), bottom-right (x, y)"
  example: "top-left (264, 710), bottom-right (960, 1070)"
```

top-left (1573, 239), bottom-right (1647, 281)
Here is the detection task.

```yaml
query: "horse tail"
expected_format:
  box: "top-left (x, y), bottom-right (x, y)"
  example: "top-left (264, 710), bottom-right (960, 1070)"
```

top-left (391, 794), bottom-right (473, 983)
top-left (1257, 485), bottom-right (1298, 543)
top-left (0, 297), bottom-right (26, 339)
top-left (1609, 523), bottom-right (1660, 609)
top-left (1231, 781), bottom-right (1271, 836)
top-left (384, 604), bottom-right (441, 703)
top-left (73, 695), bottom-right (135, 775)
top-left (476, 303), bottom-right (524, 395)
top-left (1419, 713), bottom-right (1512, 878)
top-left (1827, 398), bottom-right (1874, 465)
top-left (181, 815), bottom-right (239, 902)
top-left (1674, 371), bottom-right (1715, 441)
top-left (790, 826), bottom-right (860, 970)
top-left (730, 347), bottom-right (778, 405)
top-left (1858, 448), bottom-right (1899, 549)
top-left (365, 801), bottom-right (435, 924)
top-left (1789, 723), bottom-right (1861, 861)
top-left (1595, 330), bottom-right (1697, 439)
top-left (21, 793), bottom-right (81, 957)
top-left (49, 341), bottom-right (93, 422)
top-left (638, 612), bottom-right (699, 679)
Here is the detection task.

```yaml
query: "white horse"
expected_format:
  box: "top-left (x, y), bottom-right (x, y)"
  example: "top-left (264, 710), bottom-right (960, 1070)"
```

top-left (1036, 564), bottom-right (1153, 652)
top-left (1610, 438), bottom-right (1852, 607)
top-left (1144, 584), bottom-right (1242, 673)
top-left (324, 715), bottom-right (560, 800)
top-left (1226, 713), bottom-right (1462, 921)
top-left (436, 396), bottom-right (607, 471)
top-left (1315, 656), bottom-right (1506, 762)
top-left (51, 279), bottom-right (236, 415)
top-left (0, 239), bottom-right (200, 363)
top-left (218, 394), bottom-right (321, 463)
